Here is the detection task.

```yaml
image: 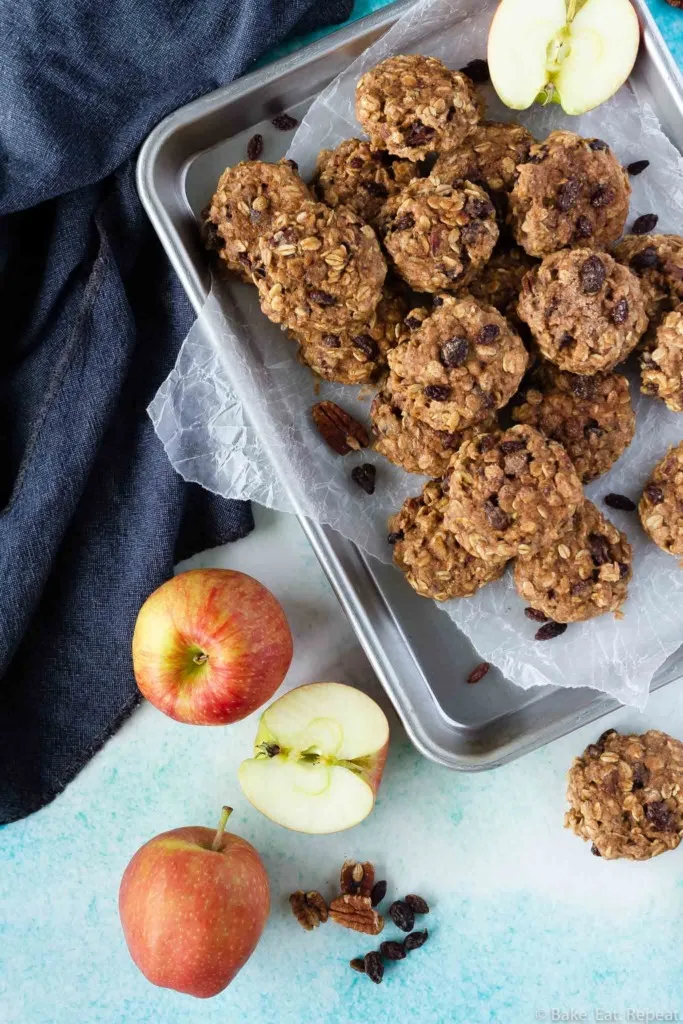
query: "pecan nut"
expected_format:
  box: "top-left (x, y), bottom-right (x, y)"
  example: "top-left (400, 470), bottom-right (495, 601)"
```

top-left (329, 894), bottom-right (384, 935)
top-left (340, 859), bottom-right (375, 897)
top-left (289, 890), bottom-right (328, 931)
top-left (311, 401), bottom-right (369, 456)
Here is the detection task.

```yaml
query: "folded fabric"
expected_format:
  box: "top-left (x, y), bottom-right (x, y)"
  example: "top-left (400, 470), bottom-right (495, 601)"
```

top-left (0, 0), bottom-right (354, 824)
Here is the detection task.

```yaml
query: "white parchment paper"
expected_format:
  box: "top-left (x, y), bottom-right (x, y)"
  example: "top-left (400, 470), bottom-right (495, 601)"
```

top-left (150, 0), bottom-right (683, 708)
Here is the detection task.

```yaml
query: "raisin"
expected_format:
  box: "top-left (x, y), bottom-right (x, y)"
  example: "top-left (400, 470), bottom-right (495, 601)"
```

top-left (404, 894), bottom-right (429, 914)
top-left (350, 958), bottom-right (365, 974)
top-left (586, 744), bottom-right (602, 758)
top-left (371, 880), bottom-right (387, 906)
top-left (559, 331), bottom-right (574, 350)
top-left (322, 334), bottom-right (341, 348)
top-left (309, 289), bottom-right (336, 306)
top-left (604, 493), bottom-right (636, 512)
top-left (466, 196), bottom-right (495, 219)
top-left (466, 662), bottom-right (490, 685)
top-left (591, 844), bottom-right (602, 857)
top-left (387, 531), bottom-right (403, 546)
top-left (389, 900), bottom-right (415, 932)
top-left (589, 139), bottom-right (609, 151)
top-left (645, 483), bottom-right (664, 505)
top-left (645, 801), bottom-right (677, 832)
top-left (589, 532), bottom-right (612, 566)
top-left (500, 439), bottom-right (526, 455)
top-left (611, 297), bottom-right (629, 324)
top-left (351, 464), bottom-right (376, 495)
top-left (362, 180), bottom-right (389, 198)
top-left (394, 213), bottom-right (415, 232)
top-left (352, 334), bottom-right (379, 359)
top-left (459, 58), bottom-right (489, 82)
top-left (591, 185), bottom-right (616, 207)
top-left (484, 499), bottom-right (511, 532)
top-left (631, 761), bottom-right (649, 789)
top-left (618, 562), bottom-right (630, 578)
top-left (627, 159), bottom-right (649, 176)
top-left (570, 579), bottom-right (593, 597)
top-left (424, 384), bottom-right (452, 401)
top-left (363, 951), bottom-right (384, 984)
top-left (404, 929), bottom-right (429, 951)
top-left (632, 213), bottom-right (659, 235)
top-left (579, 254), bottom-right (606, 293)
top-left (404, 120), bottom-right (435, 148)
top-left (204, 222), bottom-right (223, 251)
top-left (556, 178), bottom-right (580, 212)
top-left (284, 158), bottom-right (298, 171)
top-left (440, 337), bottom-right (469, 368)
top-left (271, 113), bottom-right (298, 130)
top-left (524, 607), bottom-right (548, 623)
top-left (380, 940), bottom-right (407, 961)
top-left (246, 133), bottom-right (263, 160)
top-left (478, 323), bottom-right (500, 344)
top-left (597, 729), bottom-right (617, 747)
top-left (575, 216), bottom-right (593, 238)
top-left (349, 156), bottom-right (365, 169)
top-left (432, 295), bottom-right (444, 307)
top-left (479, 435), bottom-right (497, 453)
top-left (535, 621), bottom-right (568, 641)
top-left (630, 246), bottom-right (658, 273)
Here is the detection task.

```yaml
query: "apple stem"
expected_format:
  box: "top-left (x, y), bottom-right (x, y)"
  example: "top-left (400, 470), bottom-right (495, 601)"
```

top-left (566, 0), bottom-right (577, 21)
top-left (211, 806), bottom-right (233, 851)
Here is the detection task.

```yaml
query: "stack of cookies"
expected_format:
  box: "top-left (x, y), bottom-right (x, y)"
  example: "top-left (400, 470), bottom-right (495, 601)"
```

top-left (204, 52), bottom-right (683, 630)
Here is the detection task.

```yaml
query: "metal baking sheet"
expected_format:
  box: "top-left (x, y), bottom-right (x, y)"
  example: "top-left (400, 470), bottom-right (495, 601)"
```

top-left (138, 0), bottom-right (683, 770)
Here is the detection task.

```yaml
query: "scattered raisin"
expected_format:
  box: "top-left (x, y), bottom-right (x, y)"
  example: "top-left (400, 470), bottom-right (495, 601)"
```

top-left (589, 139), bottom-right (609, 151)
top-left (440, 337), bottom-right (469, 368)
top-left (575, 216), bottom-right (593, 238)
top-left (588, 532), bottom-right (612, 566)
top-left (459, 58), bottom-right (489, 82)
top-left (466, 662), bottom-right (490, 685)
top-left (630, 246), bottom-right (658, 273)
top-left (362, 180), bottom-right (389, 198)
top-left (424, 384), bottom-right (452, 401)
top-left (247, 133), bottom-right (263, 161)
top-left (272, 113), bottom-right (298, 131)
top-left (404, 929), bottom-right (429, 951)
top-left (371, 880), bottom-right (387, 906)
top-left (484, 499), bottom-right (511, 532)
top-left (352, 334), bottom-right (378, 359)
top-left (525, 607), bottom-right (548, 623)
top-left (351, 464), bottom-right (376, 495)
top-left (645, 800), bottom-right (677, 832)
top-left (611, 297), bottom-right (629, 324)
top-left (632, 213), bottom-right (659, 235)
top-left (309, 289), bottom-right (336, 306)
top-left (404, 120), bottom-right (435, 148)
top-left (591, 185), bottom-right (615, 207)
top-left (404, 894), bottom-right (430, 915)
top-left (387, 531), bottom-right (403, 546)
top-left (535, 621), bottom-right (567, 641)
top-left (363, 951), bottom-right (384, 984)
top-left (579, 254), bottom-right (606, 293)
top-left (394, 213), bottom-right (415, 232)
top-left (478, 323), bottom-right (500, 344)
top-left (380, 940), bottom-right (407, 961)
top-left (556, 178), bottom-right (580, 212)
top-left (644, 483), bottom-right (664, 505)
top-left (604, 493), bottom-right (636, 512)
top-left (350, 958), bottom-right (366, 974)
top-left (389, 900), bottom-right (415, 933)
top-left (627, 159), bottom-right (649, 176)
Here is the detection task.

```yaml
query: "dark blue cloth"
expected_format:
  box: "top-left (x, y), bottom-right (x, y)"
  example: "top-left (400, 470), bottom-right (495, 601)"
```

top-left (0, 0), bottom-right (354, 824)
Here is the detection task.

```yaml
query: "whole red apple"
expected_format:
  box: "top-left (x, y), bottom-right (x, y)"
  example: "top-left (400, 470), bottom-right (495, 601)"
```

top-left (119, 807), bottom-right (270, 998)
top-left (132, 568), bottom-right (293, 725)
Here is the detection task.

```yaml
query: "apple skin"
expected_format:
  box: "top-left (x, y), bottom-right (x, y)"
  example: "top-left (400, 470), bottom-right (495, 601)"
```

top-left (132, 568), bottom-right (293, 725)
top-left (119, 819), bottom-right (270, 998)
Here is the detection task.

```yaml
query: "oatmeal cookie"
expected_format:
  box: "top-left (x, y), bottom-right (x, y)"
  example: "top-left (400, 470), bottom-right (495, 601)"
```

top-left (514, 500), bottom-right (632, 622)
top-left (614, 234), bottom-right (683, 328)
top-left (432, 121), bottom-right (534, 204)
top-left (355, 54), bottom-right (482, 162)
top-left (313, 139), bottom-right (418, 226)
top-left (204, 159), bottom-right (310, 281)
top-left (640, 303), bottom-right (683, 411)
top-left (565, 729), bottom-right (683, 860)
top-left (256, 200), bottom-right (386, 332)
top-left (292, 284), bottom-right (408, 385)
top-left (371, 386), bottom-right (497, 477)
top-left (386, 294), bottom-right (528, 432)
top-left (509, 131), bottom-right (630, 257)
top-left (639, 442), bottom-right (683, 557)
top-left (511, 367), bottom-right (635, 483)
top-left (468, 244), bottom-right (537, 327)
top-left (377, 177), bottom-right (499, 293)
top-left (389, 479), bottom-right (507, 600)
top-left (443, 424), bottom-right (583, 562)
top-left (517, 249), bottom-right (648, 375)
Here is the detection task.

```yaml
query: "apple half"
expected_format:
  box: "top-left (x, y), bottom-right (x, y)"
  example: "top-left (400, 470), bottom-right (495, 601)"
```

top-left (238, 682), bottom-right (389, 834)
top-left (488, 0), bottom-right (640, 116)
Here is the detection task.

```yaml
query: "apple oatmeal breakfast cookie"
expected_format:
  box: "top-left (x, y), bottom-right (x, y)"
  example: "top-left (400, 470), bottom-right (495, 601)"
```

top-left (355, 54), bottom-right (482, 161)
top-left (313, 139), bottom-right (418, 226)
top-left (509, 131), bottom-right (631, 257)
top-left (377, 177), bottom-right (499, 294)
top-left (256, 200), bottom-right (386, 332)
top-left (443, 424), bottom-right (583, 563)
top-left (514, 499), bottom-right (632, 622)
top-left (386, 293), bottom-right (528, 432)
top-left (640, 303), bottom-right (683, 411)
top-left (389, 479), bottom-right (507, 601)
top-left (614, 233), bottom-right (683, 328)
top-left (517, 249), bottom-right (648, 375)
top-left (565, 729), bottom-right (683, 860)
top-left (639, 442), bottom-right (683, 557)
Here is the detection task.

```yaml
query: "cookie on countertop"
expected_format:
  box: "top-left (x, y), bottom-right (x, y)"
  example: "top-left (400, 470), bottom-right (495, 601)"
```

top-left (640, 303), bottom-right (683, 411)
top-left (256, 200), bottom-right (386, 332)
top-left (565, 729), bottom-right (683, 860)
top-left (514, 499), bottom-right (632, 623)
top-left (389, 479), bottom-right (507, 601)
top-left (509, 131), bottom-right (630, 257)
top-left (511, 366), bottom-right (636, 483)
top-left (313, 139), bottom-right (419, 226)
top-left (204, 159), bottom-right (311, 282)
top-left (432, 120), bottom-right (534, 204)
top-left (614, 234), bottom-right (683, 328)
top-left (639, 441), bottom-right (683, 557)
top-left (386, 293), bottom-right (528, 433)
top-left (443, 424), bottom-right (583, 563)
top-left (292, 283), bottom-right (408, 385)
top-left (468, 243), bottom-right (537, 328)
top-left (517, 249), bottom-right (648, 375)
top-left (355, 54), bottom-right (482, 162)
top-left (377, 177), bottom-right (499, 294)
top-left (371, 385), bottom-right (497, 477)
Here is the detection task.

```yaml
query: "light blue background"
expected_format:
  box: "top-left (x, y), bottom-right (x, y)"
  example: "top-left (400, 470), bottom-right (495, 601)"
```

top-left (2, 3), bottom-right (683, 1022)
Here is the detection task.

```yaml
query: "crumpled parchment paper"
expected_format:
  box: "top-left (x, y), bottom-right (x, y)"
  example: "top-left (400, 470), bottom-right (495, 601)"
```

top-left (150, 0), bottom-right (683, 709)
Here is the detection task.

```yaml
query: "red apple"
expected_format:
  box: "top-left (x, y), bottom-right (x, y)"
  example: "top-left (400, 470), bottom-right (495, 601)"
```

top-left (132, 568), bottom-right (293, 725)
top-left (119, 807), bottom-right (270, 998)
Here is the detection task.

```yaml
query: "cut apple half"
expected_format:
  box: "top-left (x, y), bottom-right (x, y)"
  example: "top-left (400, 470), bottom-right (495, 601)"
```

top-left (238, 682), bottom-right (389, 834)
top-left (488, 0), bottom-right (640, 115)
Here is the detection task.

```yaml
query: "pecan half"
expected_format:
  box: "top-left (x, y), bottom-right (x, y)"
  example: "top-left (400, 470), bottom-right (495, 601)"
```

top-left (329, 894), bottom-right (384, 935)
top-left (340, 859), bottom-right (375, 897)
top-left (312, 401), bottom-right (369, 456)
top-left (289, 890), bottom-right (329, 931)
